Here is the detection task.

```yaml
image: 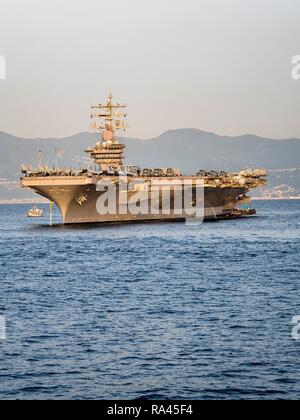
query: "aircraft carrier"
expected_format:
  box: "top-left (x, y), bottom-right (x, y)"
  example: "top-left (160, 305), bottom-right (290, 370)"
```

top-left (21, 93), bottom-right (267, 224)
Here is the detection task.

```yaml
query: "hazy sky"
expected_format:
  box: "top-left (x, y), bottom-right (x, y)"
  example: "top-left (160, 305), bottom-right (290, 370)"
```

top-left (0, 0), bottom-right (299, 139)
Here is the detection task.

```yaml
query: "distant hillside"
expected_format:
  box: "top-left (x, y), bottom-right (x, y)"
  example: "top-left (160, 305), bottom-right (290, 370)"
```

top-left (1, 128), bottom-right (300, 200)
top-left (125, 129), bottom-right (300, 173)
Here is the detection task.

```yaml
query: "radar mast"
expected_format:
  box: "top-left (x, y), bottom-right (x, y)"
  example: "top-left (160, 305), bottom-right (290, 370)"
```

top-left (86, 93), bottom-right (127, 171)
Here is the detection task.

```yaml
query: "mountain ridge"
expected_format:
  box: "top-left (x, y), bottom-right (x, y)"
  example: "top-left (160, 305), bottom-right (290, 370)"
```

top-left (0, 128), bottom-right (300, 200)
top-left (2, 127), bottom-right (299, 142)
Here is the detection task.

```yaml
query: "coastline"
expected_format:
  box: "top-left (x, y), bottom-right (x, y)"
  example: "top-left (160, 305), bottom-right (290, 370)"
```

top-left (0, 198), bottom-right (48, 205)
top-left (0, 197), bottom-right (300, 205)
top-left (251, 196), bottom-right (300, 201)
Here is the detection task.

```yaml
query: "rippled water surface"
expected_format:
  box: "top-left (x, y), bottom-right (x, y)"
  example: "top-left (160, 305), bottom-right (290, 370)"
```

top-left (0, 200), bottom-right (299, 400)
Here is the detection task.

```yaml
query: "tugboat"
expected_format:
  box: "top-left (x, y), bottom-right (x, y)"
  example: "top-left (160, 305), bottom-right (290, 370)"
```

top-left (27, 206), bottom-right (44, 218)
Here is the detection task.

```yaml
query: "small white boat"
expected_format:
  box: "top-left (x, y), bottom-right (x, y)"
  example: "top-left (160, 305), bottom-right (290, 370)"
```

top-left (27, 206), bottom-right (44, 218)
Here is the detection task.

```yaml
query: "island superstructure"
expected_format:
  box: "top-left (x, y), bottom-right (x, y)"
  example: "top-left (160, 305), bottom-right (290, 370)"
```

top-left (21, 93), bottom-right (267, 224)
top-left (86, 92), bottom-right (127, 171)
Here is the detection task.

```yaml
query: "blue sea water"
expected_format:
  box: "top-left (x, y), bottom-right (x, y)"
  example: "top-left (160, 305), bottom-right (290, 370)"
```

top-left (0, 200), bottom-right (299, 400)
